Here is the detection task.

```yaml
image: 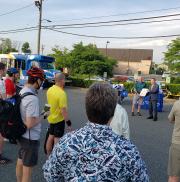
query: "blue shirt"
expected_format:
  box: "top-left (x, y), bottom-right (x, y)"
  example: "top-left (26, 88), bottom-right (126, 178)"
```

top-left (43, 122), bottom-right (149, 182)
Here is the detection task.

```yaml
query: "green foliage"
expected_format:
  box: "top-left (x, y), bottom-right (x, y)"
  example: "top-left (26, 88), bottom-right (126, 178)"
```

top-left (48, 46), bottom-right (71, 70)
top-left (70, 77), bottom-right (95, 88)
top-left (0, 38), bottom-right (18, 53)
top-left (21, 42), bottom-right (31, 53)
top-left (49, 42), bottom-right (117, 77)
top-left (171, 77), bottom-right (180, 84)
top-left (166, 84), bottom-right (180, 95)
top-left (123, 82), bottom-right (134, 92)
top-left (164, 38), bottom-right (180, 72)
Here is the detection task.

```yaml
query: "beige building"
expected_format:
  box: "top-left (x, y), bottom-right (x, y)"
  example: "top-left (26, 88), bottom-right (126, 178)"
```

top-left (99, 48), bottom-right (153, 75)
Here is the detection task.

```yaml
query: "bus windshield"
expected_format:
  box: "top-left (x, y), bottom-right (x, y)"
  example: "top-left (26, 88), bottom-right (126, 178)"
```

top-left (39, 62), bottom-right (54, 70)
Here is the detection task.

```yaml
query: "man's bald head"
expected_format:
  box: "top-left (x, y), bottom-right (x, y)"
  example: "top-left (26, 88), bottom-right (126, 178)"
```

top-left (55, 73), bottom-right (65, 84)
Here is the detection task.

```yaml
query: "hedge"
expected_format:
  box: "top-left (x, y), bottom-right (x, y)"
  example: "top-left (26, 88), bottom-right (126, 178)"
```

top-left (69, 77), bottom-right (95, 88)
top-left (166, 84), bottom-right (180, 95)
top-left (69, 77), bottom-right (180, 95)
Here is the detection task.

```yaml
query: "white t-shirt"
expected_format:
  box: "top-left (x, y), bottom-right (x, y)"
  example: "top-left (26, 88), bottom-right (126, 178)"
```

top-left (110, 104), bottom-right (130, 139)
top-left (0, 77), bottom-right (6, 99)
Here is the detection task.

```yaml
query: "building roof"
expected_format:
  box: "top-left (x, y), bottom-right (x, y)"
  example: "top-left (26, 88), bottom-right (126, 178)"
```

top-left (98, 48), bottom-right (153, 62)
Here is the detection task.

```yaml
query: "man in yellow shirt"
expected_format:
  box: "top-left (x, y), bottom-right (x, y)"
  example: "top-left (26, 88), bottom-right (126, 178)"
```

top-left (46, 73), bottom-right (71, 155)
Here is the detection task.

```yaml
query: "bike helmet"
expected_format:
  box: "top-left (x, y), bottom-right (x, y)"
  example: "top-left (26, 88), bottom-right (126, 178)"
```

top-left (7, 68), bottom-right (19, 76)
top-left (27, 67), bottom-right (45, 81)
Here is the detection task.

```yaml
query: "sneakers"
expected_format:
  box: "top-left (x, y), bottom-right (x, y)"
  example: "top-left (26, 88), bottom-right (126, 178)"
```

top-left (147, 116), bottom-right (153, 119)
top-left (153, 118), bottom-right (158, 121)
top-left (132, 112), bottom-right (142, 116)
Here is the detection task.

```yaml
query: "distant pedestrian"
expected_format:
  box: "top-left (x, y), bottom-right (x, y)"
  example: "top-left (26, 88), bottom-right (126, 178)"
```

top-left (168, 99), bottom-right (180, 182)
top-left (147, 78), bottom-right (159, 121)
top-left (0, 62), bottom-right (11, 165)
top-left (43, 82), bottom-right (149, 182)
top-left (5, 68), bottom-right (19, 99)
top-left (46, 73), bottom-right (72, 156)
top-left (110, 104), bottom-right (130, 139)
top-left (131, 76), bottom-right (146, 116)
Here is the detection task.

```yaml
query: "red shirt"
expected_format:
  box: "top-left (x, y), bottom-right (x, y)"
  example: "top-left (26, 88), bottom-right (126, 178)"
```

top-left (5, 78), bottom-right (16, 96)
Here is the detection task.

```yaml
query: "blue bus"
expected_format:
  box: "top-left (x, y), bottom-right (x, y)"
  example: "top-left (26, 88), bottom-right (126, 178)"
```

top-left (10, 54), bottom-right (60, 87)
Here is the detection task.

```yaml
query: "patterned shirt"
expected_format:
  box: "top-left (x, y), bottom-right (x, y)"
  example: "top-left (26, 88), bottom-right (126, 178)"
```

top-left (43, 123), bottom-right (149, 182)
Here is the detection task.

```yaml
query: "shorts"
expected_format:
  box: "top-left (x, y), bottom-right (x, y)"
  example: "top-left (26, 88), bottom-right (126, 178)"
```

top-left (49, 121), bottom-right (65, 138)
top-left (168, 143), bottom-right (180, 177)
top-left (132, 94), bottom-right (143, 105)
top-left (18, 137), bottom-right (40, 167)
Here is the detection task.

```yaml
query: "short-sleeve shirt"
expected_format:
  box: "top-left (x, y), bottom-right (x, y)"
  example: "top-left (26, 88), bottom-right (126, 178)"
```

top-left (0, 78), bottom-right (6, 99)
top-left (47, 85), bottom-right (67, 124)
top-left (5, 78), bottom-right (16, 96)
top-left (43, 123), bottom-right (149, 182)
top-left (20, 86), bottom-right (41, 140)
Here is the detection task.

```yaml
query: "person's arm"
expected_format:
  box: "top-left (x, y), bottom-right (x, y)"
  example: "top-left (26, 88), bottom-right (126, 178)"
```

top-left (168, 103), bottom-right (176, 123)
top-left (122, 108), bottom-right (130, 139)
top-left (60, 93), bottom-right (72, 127)
top-left (25, 115), bottom-right (44, 129)
top-left (24, 97), bottom-right (42, 129)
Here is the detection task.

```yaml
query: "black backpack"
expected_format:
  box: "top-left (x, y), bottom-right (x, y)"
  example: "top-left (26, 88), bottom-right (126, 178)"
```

top-left (0, 92), bottom-right (35, 143)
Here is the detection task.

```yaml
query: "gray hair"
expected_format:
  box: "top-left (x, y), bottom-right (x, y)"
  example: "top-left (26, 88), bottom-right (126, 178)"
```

top-left (86, 82), bottom-right (118, 125)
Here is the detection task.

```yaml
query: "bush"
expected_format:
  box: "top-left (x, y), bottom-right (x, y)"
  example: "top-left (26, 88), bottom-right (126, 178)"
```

top-left (171, 77), bottom-right (180, 84)
top-left (166, 84), bottom-right (180, 95)
top-left (70, 77), bottom-right (95, 88)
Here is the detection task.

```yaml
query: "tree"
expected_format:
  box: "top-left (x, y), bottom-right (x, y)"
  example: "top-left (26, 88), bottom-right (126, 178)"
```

top-left (0, 38), bottom-right (13, 53)
top-left (48, 45), bottom-right (71, 70)
top-left (21, 42), bottom-right (31, 53)
top-left (68, 42), bottom-right (117, 77)
top-left (164, 38), bottom-right (180, 72)
top-left (49, 42), bottom-right (117, 77)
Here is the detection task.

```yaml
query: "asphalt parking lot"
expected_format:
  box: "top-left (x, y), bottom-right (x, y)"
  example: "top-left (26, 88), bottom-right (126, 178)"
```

top-left (0, 87), bottom-right (174, 182)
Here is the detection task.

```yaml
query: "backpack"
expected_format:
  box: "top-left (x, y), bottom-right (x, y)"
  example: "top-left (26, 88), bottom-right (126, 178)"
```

top-left (0, 92), bottom-right (35, 144)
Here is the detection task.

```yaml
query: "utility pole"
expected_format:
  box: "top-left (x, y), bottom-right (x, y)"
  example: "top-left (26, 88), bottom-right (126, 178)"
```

top-left (35, 0), bottom-right (43, 54)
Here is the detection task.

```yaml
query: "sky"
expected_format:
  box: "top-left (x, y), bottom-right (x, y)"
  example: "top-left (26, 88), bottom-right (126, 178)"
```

top-left (0, 0), bottom-right (180, 63)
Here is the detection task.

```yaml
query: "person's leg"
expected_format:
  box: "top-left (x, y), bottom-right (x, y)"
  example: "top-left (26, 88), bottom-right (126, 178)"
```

top-left (148, 100), bottom-right (153, 118)
top-left (54, 121), bottom-right (65, 145)
top-left (0, 133), bottom-right (4, 155)
top-left (131, 95), bottom-right (137, 115)
top-left (16, 158), bottom-right (23, 182)
top-left (22, 166), bottom-right (32, 182)
top-left (168, 176), bottom-right (180, 182)
top-left (153, 100), bottom-right (158, 121)
top-left (137, 96), bottom-right (142, 115)
top-left (46, 134), bottom-right (55, 156)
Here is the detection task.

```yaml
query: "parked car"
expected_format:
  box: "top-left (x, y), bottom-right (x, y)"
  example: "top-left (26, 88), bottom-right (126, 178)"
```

top-left (162, 72), bottom-right (171, 79)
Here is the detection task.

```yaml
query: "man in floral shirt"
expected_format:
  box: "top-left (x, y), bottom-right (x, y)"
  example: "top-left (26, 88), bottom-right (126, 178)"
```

top-left (43, 83), bottom-right (149, 182)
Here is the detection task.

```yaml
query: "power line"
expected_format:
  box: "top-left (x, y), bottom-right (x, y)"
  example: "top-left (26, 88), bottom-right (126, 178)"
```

top-left (47, 28), bottom-right (180, 39)
top-left (52, 6), bottom-right (180, 23)
top-left (0, 3), bottom-right (33, 17)
top-left (0, 27), bottom-right (38, 34)
top-left (48, 18), bottom-right (180, 30)
top-left (48, 13), bottom-right (180, 27)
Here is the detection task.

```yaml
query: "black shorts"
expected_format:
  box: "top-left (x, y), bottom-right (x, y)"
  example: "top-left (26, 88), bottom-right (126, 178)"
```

top-left (49, 121), bottom-right (65, 138)
top-left (18, 137), bottom-right (40, 167)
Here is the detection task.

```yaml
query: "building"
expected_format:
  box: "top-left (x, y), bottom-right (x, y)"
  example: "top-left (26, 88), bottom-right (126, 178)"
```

top-left (98, 48), bottom-right (153, 75)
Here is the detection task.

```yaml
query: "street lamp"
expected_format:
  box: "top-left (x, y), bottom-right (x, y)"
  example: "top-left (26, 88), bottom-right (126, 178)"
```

top-left (42, 19), bottom-right (52, 23)
top-left (106, 41), bottom-right (110, 56)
